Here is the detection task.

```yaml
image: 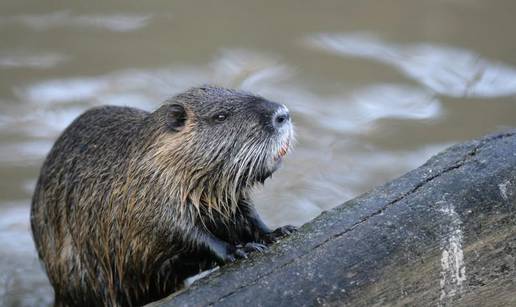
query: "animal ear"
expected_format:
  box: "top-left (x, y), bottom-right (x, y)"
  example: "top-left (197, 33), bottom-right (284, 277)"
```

top-left (167, 104), bottom-right (187, 132)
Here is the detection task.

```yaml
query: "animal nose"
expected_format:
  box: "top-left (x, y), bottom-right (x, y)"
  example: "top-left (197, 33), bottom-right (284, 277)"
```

top-left (273, 109), bottom-right (290, 129)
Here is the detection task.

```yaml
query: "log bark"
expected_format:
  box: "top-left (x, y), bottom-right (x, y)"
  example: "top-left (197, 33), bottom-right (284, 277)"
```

top-left (153, 130), bottom-right (516, 307)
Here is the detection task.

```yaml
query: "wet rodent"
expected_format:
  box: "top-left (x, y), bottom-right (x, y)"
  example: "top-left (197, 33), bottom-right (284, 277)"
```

top-left (31, 86), bottom-right (295, 306)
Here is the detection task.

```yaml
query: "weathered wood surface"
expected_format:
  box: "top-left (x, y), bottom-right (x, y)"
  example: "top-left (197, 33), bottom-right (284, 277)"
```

top-left (154, 130), bottom-right (516, 307)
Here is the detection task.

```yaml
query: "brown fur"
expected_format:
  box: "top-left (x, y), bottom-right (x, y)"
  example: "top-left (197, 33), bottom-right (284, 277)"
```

top-left (31, 86), bottom-right (294, 306)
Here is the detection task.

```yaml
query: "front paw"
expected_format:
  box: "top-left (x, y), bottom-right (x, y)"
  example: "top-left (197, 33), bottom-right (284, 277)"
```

top-left (273, 225), bottom-right (297, 237)
top-left (223, 246), bottom-right (246, 263)
top-left (242, 242), bottom-right (268, 253)
top-left (210, 242), bottom-right (245, 265)
top-left (263, 225), bottom-right (297, 244)
top-left (224, 242), bottom-right (267, 263)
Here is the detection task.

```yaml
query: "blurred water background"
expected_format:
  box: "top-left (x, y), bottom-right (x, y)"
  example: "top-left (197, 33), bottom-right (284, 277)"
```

top-left (1, 1), bottom-right (516, 305)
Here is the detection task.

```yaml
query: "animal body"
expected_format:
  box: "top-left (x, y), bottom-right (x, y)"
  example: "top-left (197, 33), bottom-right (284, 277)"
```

top-left (31, 86), bottom-right (295, 306)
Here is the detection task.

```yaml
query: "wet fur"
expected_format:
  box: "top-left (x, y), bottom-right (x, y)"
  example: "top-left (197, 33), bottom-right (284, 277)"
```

top-left (31, 86), bottom-right (293, 306)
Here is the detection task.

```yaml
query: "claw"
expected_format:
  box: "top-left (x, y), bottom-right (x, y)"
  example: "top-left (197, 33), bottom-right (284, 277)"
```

top-left (222, 237), bottom-right (283, 264)
top-left (244, 242), bottom-right (268, 253)
top-left (273, 225), bottom-right (298, 237)
top-left (225, 254), bottom-right (236, 263)
top-left (234, 248), bottom-right (248, 259)
top-left (259, 225), bottom-right (297, 245)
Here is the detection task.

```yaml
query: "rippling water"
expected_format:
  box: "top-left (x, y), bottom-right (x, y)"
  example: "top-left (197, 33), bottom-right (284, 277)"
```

top-left (1, 1), bottom-right (515, 305)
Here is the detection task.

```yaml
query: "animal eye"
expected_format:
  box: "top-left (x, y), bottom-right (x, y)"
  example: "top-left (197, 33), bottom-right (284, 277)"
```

top-left (213, 112), bottom-right (228, 122)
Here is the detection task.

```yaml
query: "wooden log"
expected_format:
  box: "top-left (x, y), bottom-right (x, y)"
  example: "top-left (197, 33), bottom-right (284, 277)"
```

top-left (153, 130), bottom-right (516, 307)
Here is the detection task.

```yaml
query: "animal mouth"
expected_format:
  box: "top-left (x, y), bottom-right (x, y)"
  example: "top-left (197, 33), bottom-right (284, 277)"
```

top-left (255, 131), bottom-right (292, 183)
top-left (275, 139), bottom-right (290, 161)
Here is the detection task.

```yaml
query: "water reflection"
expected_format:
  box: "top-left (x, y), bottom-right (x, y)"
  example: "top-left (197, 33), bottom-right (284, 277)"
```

top-left (1, 11), bottom-right (151, 32)
top-left (0, 54), bottom-right (68, 69)
top-left (316, 84), bottom-right (441, 132)
top-left (0, 205), bottom-right (53, 307)
top-left (0, 141), bottom-right (53, 165)
top-left (212, 50), bottom-right (291, 91)
top-left (310, 33), bottom-right (516, 98)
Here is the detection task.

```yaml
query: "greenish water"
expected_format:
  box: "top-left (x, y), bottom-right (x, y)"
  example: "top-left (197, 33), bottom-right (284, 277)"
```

top-left (1, 1), bottom-right (515, 305)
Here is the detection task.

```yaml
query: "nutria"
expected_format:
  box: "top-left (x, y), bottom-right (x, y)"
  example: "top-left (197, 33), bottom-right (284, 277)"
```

top-left (31, 86), bottom-right (295, 307)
